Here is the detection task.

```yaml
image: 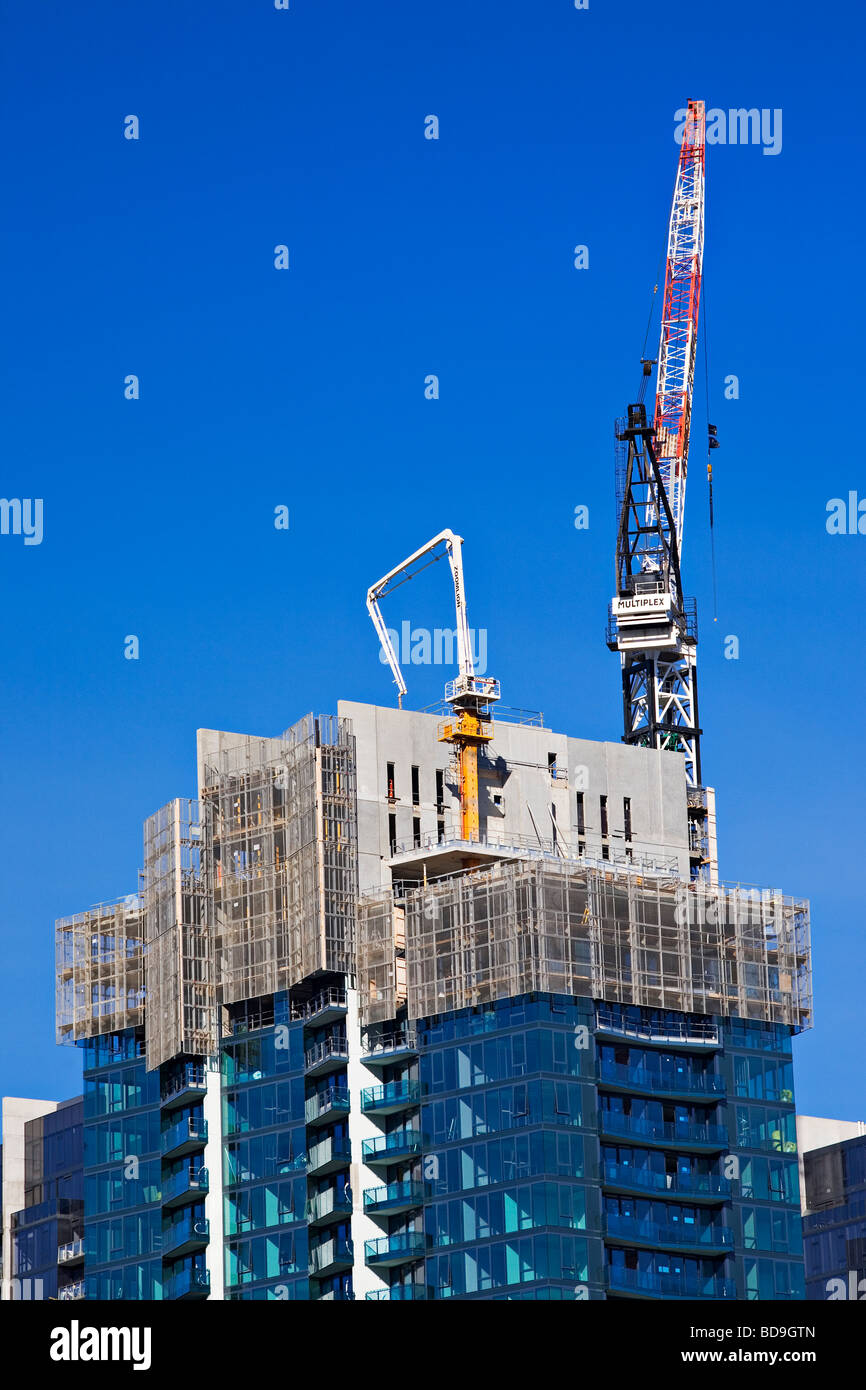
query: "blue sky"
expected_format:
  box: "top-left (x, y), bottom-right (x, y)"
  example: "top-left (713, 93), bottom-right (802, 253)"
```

top-left (0, 0), bottom-right (863, 1122)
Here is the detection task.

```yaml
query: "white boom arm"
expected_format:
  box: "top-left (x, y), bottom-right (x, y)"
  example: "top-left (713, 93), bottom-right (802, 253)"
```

top-left (366, 529), bottom-right (474, 703)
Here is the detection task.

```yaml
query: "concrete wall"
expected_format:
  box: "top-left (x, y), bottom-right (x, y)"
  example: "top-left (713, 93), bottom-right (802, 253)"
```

top-left (339, 699), bottom-right (692, 891)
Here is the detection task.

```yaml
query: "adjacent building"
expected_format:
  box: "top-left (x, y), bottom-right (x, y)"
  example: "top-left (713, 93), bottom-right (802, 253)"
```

top-left (1, 1094), bottom-right (84, 1301)
top-left (798, 1116), bottom-right (866, 1301)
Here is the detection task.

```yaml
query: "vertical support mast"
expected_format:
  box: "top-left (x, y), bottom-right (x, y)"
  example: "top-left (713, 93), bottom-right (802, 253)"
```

top-left (608, 100), bottom-right (715, 882)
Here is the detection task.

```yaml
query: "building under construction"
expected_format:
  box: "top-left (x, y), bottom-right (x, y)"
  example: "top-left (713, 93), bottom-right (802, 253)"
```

top-left (24, 99), bottom-right (814, 1303)
top-left (43, 694), bottom-right (811, 1302)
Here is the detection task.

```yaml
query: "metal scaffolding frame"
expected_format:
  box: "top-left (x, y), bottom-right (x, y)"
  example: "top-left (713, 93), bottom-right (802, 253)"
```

top-left (55, 713), bottom-right (359, 1065)
top-left (55, 897), bottom-right (146, 1044)
top-left (142, 798), bottom-right (213, 1069)
top-left (202, 714), bottom-right (358, 1009)
top-left (359, 858), bottom-right (811, 1031)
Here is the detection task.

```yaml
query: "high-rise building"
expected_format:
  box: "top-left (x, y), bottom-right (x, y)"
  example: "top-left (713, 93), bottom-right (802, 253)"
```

top-left (1, 1095), bottom-right (84, 1301)
top-left (798, 1116), bottom-right (866, 1301)
top-left (45, 701), bottom-right (811, 1301)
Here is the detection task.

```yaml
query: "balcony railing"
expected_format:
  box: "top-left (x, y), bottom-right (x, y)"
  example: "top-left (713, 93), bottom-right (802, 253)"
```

top-left (365, 1232), bottom-right (428, 1265)
top-left (307, 1189), bottom-right (353, 1224)
top-left (598, 1060), bottom-right (725, 1099)
top-left (607, 1266), bottom-right (736, 1299)
top-left (602, 1162), bottom-right (731, 1201)
top-left (599, 1112), bottom-right (727, 1149)
top-left (305, 1087), bottom-right (351, 1125)
top-left (161, 1216), bottom-right (210, 1256)
top-left (363, 1181), bottom-right (427, 1215)
top-left (361, 1079), bottom-right (421, 1113)
top-left (309, 1238), bottom-right (353, 1275)
top-left (163, 1267), bottom-right (210, 1300)
top-left (160, 1063), bottom-right (207, 1107)
top-left (596, 1010), bottom-right (720, 1047)
top-left (366, 1285), bottom-right (429, 1300)
top-left (57, 1238), bottom-right (84, 1264)
top-left (605, 1213), bottom-right (734, 1251)
top-left (161, 1166), bottom-right (209, 1205)
top-left (57, 1279), bottom-right (85, 1301)
top-left (160, 1116), bottom-right (208, 1157)
top-left (361, 1032), bottom-right (418, 1063)
top-left (362, 1131), bottom-right (424, 1163)
top-left (291, 988), bottom-right (348, 1023)
top-left (304, 1037), bottom-right (349, 1074)
top-left (307, 1136), bottom-right (351, 1175)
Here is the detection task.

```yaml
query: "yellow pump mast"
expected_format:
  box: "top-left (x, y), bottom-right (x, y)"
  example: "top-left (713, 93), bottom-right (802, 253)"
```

top-left (366, 529), bottom-right (500, 843)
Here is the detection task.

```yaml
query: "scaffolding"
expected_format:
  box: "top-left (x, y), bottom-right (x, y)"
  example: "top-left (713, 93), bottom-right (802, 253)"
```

top-left (203, 713), bottom-right (358, 1008)
top-left (142, 798), bottom-right (213, 1069)
top-left (358, 858), bottom-right (811, 1031)
top-left (55, 897), bottom-right (146, 1044)
top-left (357, 893), bottom-right (405, 1025)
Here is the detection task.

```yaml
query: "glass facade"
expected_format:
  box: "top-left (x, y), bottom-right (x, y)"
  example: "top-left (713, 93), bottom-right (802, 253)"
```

top-left (359, 995), bottom-right (805, 1301)
top-left (221, 982), bottom-right (353, 1301)
top-left (82, 1030), bottom-right (162, 1299)
top-left (222, 992), bottom-right (309, 1300)
top-left (28, 992), bottom-right (806, 1300)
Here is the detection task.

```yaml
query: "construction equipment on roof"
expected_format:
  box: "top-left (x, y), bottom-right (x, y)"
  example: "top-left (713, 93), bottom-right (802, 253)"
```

top-left (366, 528), bottom-right (499, 842)
top-left (608, 99), bottom-right (717, 883)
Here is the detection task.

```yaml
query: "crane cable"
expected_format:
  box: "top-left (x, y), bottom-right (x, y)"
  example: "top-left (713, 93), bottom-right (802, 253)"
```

top-left (637, 227), bottom-right (669, 403)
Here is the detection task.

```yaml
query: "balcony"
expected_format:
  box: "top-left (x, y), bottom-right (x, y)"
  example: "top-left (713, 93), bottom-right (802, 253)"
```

top-left (602, 1162), bottom-right (731, 1204)
top-left (365, 1232), bottom-right (428, 1267)
top-left (162, 1215), bottom-right (210, 1258)
top-left (361, 1079), bottom-right (421, 1114)
top-left (599, 1112), bottom-right (728, 1152)
top-left (292, 988), bottom-right (348, 1027)
top-left (605, 1213), bottom-right (734, 1255)
top-left (163, 1267), bottom-right (210, 1300)
top-left (309, 1237), bottom-right (353, 1277)
top-left (305, 1087), bottom-right (351, 1127)
top-left (364, 1181), bottom-right (427, 1217)
top-left (607, 1266), bottom-right (736, 1300)
top-left (362, 1131), bottom-right (424, 1167)
top-left (160, 1116), bottom-right (208, 1158)
top-left (160, 1063), bottom-right (208, 1110)
top-left (596, 1010), bottom-right (720, 1049)
top-left (361, 1033), bottom-right (418, 1067)
top-left (307, 1189), bottom-right (353, 1226)
top-left (161, 1166), bottom-right (209, 1208)
top-left (598, 1060), bottom-right (724, 1101)
top-left (307, 1135), bottom-right (351, 1176)
top-left (304, 1037), bottom-right (349, 1077)
top-left (57, 1279), bottom-right (85, 1301)
top-left (57, 1238), bottom-right (84, 1265)
top-left (366, 1285), bottom-right (429, 1300)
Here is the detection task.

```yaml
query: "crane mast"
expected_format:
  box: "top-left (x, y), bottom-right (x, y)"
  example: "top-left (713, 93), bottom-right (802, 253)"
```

top-left (608, 99), bottom-right (716, 882)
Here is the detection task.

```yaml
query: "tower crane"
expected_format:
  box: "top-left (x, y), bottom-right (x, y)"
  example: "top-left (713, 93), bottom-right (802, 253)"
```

top-left (607, 99), bottom-right (717, 881)
top-left (367, 529), bottom-right (500, 843)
